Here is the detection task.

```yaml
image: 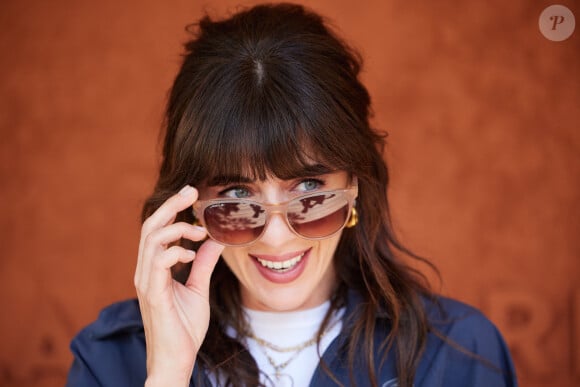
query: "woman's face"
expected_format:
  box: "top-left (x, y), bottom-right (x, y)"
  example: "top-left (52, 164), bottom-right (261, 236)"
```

top-left (198, 169), bottom-right (352, 312)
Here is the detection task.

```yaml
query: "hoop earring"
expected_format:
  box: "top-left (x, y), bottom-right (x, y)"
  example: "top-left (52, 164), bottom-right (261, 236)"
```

top-left (345, 207), bottom-right (358, 228)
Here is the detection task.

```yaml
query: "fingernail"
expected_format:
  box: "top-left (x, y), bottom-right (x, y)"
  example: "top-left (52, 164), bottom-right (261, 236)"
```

top-left (192, 225), bottom-right (206, 233)
top-left (179, 185), bottom-right (194, 197)
top-left (186, 249), bottom-right (196, 257)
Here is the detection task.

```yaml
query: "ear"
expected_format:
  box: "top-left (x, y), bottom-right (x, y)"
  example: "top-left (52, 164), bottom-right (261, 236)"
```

top-left (351, 175), bottom-right (359, 199)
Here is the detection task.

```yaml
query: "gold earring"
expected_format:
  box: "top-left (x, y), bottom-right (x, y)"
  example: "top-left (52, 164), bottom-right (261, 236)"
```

top-left (345, 207), bottom-right (358, 228)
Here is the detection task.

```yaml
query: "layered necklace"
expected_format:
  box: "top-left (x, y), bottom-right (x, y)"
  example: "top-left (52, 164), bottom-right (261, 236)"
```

top-left (245, 317), bottom-right (341, 386)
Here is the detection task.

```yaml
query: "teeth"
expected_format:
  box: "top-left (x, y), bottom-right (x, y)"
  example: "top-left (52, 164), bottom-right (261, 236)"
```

top-left (257, 253), bottom-right (305, 272)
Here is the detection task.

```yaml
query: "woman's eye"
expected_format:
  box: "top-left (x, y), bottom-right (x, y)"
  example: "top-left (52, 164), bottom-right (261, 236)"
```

top-left (220, 186), bottom-right (251, 199)
top-left (296, 179), bottom-right (324, 192)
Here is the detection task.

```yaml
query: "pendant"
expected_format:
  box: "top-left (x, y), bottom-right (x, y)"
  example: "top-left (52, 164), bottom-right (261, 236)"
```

top-left (274, 373), bottom-right (294, 387)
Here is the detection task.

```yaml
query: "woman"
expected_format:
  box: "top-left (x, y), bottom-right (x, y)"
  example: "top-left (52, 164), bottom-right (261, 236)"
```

top-left (67, 3), bottom-right (517, 387)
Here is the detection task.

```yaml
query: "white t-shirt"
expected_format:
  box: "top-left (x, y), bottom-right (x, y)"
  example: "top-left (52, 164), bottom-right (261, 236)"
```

top-left (209, 301), bottom-right (344, 387)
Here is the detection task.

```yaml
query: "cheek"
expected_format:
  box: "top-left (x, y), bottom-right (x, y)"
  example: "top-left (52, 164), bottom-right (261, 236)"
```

top-left (317, 234), bottom-right (342, 262)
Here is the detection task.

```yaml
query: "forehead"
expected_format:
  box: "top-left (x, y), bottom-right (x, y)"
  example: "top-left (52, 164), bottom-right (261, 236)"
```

top-left (188, 110), bottom-right (354, 190)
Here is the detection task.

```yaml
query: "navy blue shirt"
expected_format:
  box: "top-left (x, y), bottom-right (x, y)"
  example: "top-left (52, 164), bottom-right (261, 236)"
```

top-left (67, 292), bottom-right (517, 386)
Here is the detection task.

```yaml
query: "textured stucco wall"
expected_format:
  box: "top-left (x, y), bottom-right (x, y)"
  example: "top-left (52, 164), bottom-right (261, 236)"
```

top-left (0, 1), bottom-right (578, 386)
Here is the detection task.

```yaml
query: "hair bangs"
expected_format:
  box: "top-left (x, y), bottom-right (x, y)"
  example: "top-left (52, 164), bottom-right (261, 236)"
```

top-left (189, 65), bottom-right (355, 186)
top-left (197, 105), bottom-right (327, 185)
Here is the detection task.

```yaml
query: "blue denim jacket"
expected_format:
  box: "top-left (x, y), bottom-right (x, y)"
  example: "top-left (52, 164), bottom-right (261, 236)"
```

top-left (66, 291), bottom-right (517, 386)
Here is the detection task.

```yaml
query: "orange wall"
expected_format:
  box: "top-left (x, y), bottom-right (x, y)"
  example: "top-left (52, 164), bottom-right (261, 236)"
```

top-left (0, 1), bottom-right (578, 386)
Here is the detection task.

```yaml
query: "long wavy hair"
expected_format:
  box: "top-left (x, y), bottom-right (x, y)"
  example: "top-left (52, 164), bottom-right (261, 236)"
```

top-left (142, 3), bottom-right (436, 386)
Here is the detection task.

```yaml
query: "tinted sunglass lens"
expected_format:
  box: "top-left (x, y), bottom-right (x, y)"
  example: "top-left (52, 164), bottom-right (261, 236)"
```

top-left (288, 192), bottom-right (349, 238)
top-left (204, 202), bottom-right (266, 245)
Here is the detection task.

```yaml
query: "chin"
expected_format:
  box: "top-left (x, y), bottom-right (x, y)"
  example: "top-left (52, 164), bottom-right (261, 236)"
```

top-left (246, 283), bottom-right (326, 312)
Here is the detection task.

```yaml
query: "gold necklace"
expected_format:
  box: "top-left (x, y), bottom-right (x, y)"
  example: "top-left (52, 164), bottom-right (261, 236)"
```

top-left (245, 318), bottom-right (341, 381)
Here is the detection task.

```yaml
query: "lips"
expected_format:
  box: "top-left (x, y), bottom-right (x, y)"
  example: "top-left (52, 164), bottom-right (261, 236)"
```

top-left (250, 248), bottom-right (311, 283)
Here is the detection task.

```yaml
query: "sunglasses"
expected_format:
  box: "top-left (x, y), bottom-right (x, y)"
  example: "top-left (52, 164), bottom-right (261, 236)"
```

top-left (192, 187), bottom-right (357, 246)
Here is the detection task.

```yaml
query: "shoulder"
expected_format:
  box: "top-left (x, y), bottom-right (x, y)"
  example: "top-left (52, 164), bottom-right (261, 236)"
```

top-left (82, 298), bottom-right (143, 338)
top-left (71, 298), bottom-right (144, 348)
top-left (417, 296), bottom-right (518, 386)
top-left (67, 299), bottom-right (147, 387)
top-left (338, 291), bottom-right (517, 386)
top-left (424, 296), bottom-right (508, 353)
top-left (425, 296), bottom-right (495, 336)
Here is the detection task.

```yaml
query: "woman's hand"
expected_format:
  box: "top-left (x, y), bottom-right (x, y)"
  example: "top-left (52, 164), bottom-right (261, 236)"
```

top-left (134, 185), bottom-right (225, 386)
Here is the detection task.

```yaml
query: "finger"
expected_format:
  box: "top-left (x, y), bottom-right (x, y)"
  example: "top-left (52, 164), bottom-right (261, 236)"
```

top-left (142, 245), bottom-right (197, 304)
top-left (144, 222), bottom-right (207, 252)
top-left (136, 186), bottom-right (199, 285)
top-left (140, 185), bottom-right (199, 245)
top-left (137, 223), bottom-right (208, 292)
top-left (185, 240), bottom-right (225, 296)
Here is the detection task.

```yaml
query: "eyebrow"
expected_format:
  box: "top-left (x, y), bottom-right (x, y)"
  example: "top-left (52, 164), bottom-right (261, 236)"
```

top-left (206, 163), bottom-right (335, 187)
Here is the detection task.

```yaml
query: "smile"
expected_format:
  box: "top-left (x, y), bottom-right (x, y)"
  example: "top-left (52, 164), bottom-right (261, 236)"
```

top-left (255, 252), bottom-right (306, 272)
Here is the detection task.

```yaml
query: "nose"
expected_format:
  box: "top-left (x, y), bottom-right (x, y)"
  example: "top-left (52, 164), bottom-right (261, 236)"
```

top-left (258, 211), bottom-right (297, 247)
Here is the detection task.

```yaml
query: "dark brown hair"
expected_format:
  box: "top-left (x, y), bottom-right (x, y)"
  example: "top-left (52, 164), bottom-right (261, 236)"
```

top-left (142, 3), bottom-right (435, 386)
